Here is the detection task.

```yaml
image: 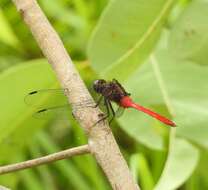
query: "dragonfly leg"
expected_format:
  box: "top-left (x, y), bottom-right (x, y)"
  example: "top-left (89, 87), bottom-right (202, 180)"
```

top-left (93, 95), bottom-right (103, 108)
top-left (108, 101), bottom-right (115, 124)
top-left (96, 99), bottom-right (116, 125)
top-left (82, 96), bottom-right (103, 109)
top-left (93, 98), bottom-right (110, 126)
top-left (104, 98), bottom-right (111, 119)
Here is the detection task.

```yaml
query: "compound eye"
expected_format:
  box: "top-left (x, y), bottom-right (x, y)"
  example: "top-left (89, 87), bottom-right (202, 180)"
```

top-left (93, 80), bottom-right (100, 87)
top-left (93, 80), bottom-right (101, 92)
top-left (93, 79), bottom-right (106, 86)
top-left (99, 79), bottom-right (106, 84)
top-left (93, 79), bottom-right (106, 93)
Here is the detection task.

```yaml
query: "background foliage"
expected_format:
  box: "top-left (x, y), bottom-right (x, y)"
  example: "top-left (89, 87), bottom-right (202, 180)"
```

top-left (0, 0), bottom-right (208, 189)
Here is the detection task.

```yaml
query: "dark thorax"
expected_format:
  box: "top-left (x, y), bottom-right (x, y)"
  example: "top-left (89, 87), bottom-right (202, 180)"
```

top-left (93, 79), bottom-right (130, 104)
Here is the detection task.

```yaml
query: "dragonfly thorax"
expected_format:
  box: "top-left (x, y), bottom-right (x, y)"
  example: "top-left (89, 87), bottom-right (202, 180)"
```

top-left (93, 79), bottom-right (130, 104)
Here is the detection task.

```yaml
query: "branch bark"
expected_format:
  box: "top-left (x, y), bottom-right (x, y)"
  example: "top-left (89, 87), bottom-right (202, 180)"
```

top-left (0, 145), bottom-right (90, 175)
top-left (12, 0), bottom-right (140, 189)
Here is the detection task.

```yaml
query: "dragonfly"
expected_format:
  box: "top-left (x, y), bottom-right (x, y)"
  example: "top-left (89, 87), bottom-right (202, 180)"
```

top-left (93, 79), bottom-right (176, 127)
top-left (25, 79), bottom-right (176, 127)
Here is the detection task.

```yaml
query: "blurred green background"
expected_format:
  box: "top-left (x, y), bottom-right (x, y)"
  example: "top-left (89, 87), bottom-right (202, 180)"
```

top-left (0, 0), bottom-right (208, 189)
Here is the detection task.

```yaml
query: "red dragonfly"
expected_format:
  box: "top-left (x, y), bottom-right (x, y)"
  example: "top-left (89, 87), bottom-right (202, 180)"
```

top-left (26, 79), bottom-right (176, 127)
top-left (92, 79), bottom-right (176, 127)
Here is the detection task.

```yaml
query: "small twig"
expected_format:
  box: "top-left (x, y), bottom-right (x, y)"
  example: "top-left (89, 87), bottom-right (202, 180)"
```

top-left (0, 145), bottom-right (90, 175)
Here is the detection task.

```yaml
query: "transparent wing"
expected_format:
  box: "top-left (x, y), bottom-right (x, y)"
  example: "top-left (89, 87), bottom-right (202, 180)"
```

top-left (33, 105), bottom-right (71, 120)
top-left (24, 89), bottom-right (69, 109)
top-left (115, 106), bottom-right (125, 118)
top-left (25, 88), bottom-right (97, 120)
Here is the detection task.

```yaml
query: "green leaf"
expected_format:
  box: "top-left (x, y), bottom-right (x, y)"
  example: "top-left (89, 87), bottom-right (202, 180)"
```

top-left (186, 151), bottom-right (208, 189)
top-left (169, 0), bottom-right (208, 65)
top-left (121, 42), bottom-right (205, 186)
top-left (154, 138), bottom-right (199, 190)
top-left (130, 153), bottom-right (154, 190)
top-left (0, 59), bottom-right (58, 161)
top-left (88, 0), bottom-right (175, 81)
top-left (166, 1), bottom-right (208, 150)
top-left (153, 50), bottom-right (208, 149)
top-left (0, 58), bottom-right (97, 162)
top-left (118, 111), bottom-right (164, 150)
top-left (0, 8), bottom-right (20, 49)
top-left (40, 0), bottom-right (85, 30)
top-left (119, 47), bottom-right (208, 149)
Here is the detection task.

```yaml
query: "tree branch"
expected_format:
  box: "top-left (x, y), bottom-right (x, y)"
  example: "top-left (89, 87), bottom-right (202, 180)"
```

top-left (0, 145), bottom-right (90, 175)
top-left (12, 0), bottom-right (140, 189)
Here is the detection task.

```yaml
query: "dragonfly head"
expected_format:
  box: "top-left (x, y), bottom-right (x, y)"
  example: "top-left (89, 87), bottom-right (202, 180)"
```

top-left (93, 79), bottom-right (106, 94)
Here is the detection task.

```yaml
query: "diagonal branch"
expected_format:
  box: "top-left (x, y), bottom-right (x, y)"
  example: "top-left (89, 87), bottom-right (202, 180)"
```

top-left (0, 145), bottom-right (90, 175)
top-left (12, 0), bottom-right (139, 189)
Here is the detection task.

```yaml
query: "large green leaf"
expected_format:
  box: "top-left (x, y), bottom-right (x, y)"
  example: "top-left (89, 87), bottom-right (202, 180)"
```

top-left (0, 60), bottom-right (58, 161)
top-left (118, 109), bottom-right (165, 150)
top-left (0, 59), bottom-right (96, 162)
top-left (120, 50), bottom-right (208, 149)
top-left (148, 1), bottom-right (208, 149)
top-left (123, 66), bottom-right (200, 189)
top-left (88, 0), bottom-right (175, 80)
top-left (169, 0), bottom-right (208, 65)
top-left (154, 138), bottom-right (199, 190)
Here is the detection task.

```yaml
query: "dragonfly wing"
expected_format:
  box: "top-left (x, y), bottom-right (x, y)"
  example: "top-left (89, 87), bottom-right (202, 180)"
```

top-left (25, 88), bottom-right (69, 109)
top-left (33, 100), bottom-right (97, 120)
top-left (25, 88), bottom-right (95, 109)
top-left (25, 88), bottom-right (102, 120)
top-left (33, 105), bottom-right (71, 120)
top-left (115, 106), bottom-right (125, 118)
